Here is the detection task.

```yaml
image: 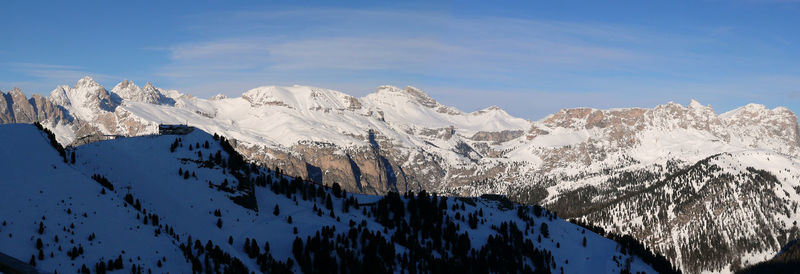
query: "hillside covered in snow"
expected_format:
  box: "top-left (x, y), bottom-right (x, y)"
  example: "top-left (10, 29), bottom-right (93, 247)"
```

top-left (2, 76), bottom-right (800, 272)
top-left (0, 123), bottom-right (673, 273)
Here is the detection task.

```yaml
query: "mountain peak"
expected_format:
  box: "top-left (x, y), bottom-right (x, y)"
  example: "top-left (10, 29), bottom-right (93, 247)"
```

top-left (720, 103), bottom-right (768, 119)
top-left (473, 105), bottom-right (505, 114)
top-left (404, 85), bottom-right (430, 95)
top-left (46, 78), bottom-right (116, 121)
top-left (111, 80), bottom-right (169, 105)
top-left (375, 85), bottom-right (402, 92)
top-left (9, 87), bottom-right (25, 97)
top-left (718, 103), bottom-right (798, 124)
top-left (210, 93), bottom-right (228, 100)
top-left (242, 85), bottom-right (298, 108)
top-left (75, 76), bottom-right (100, 88)
top-left (375, 85), bottom-right (431, 96)
top-left (371, 85), bottom-right (440, 109)
top-left (113, 79), bottom-right (140, 91)
top-left (742, 103), bottom-right (767, 111)
top-left (470, 106), bottom-right (519, 121)
top-left (688, 99), bottom-right (705, 109)
top-left (773, 106), bottom-right (793, 114)
top-left (242, 85), bottom-right (354, 110)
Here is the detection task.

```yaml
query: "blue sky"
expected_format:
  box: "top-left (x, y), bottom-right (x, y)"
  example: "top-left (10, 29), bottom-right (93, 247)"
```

top-left (1, 0), bottom-right (799, 119)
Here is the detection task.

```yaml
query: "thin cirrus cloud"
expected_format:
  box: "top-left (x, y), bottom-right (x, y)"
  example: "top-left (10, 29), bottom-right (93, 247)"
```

top-left (16, 6), bottom-right (780, 119)
top-left (154, 8), bottom-right (673, 110)
top-left (165, 15), bottom-right (651, 72)
top-left (3, 62), bottom-right (120, 93)
top-left (0, 3), bottom-right (796, 120)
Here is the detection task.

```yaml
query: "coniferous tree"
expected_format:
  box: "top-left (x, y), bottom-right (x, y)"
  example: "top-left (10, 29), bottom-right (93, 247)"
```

top-left (332, 182), bottom-right (342, 198)
top-left (251, 238), bottom-right (260, 258)
top-left (292, 237), bottom-right (303, 262)
top-left (540, 222), bottom-right (549, 238)
top-left (325, 194), bottom-right (333, 210)
top-left (216, 218), bottom-right (223, 229)
top-left (245, 237), bottom-right (252, 254)
top-left (273, 204), bottom-right (280, 216)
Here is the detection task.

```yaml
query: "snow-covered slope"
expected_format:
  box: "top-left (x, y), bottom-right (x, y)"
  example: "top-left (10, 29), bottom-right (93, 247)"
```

top-left (0, 124), bottom-right (665, 273)
top-left (539, 151), bottom-right (800, 273)
top-left (3, 76), bottom-right (800, 273)
top-left (0, 124), bottom-right (189, 272)
top-left (361, 85), bottom-right (530, 134)
top-left (48, 76), bottom-right (116, 122)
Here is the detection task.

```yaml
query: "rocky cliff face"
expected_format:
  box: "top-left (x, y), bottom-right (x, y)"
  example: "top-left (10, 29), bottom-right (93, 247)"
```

top-left (0, 77), bottom-right (167, 144)
top-left (2, 77), bottom-right (800, 273)
top-left (0, 88), bottom-right (73, 135)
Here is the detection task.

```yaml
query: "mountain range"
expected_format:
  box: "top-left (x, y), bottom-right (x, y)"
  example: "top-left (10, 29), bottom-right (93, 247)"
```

top-left (0, 123), bottom-right (668, 273)
top-left (2, 76), bottom-right (799, 272)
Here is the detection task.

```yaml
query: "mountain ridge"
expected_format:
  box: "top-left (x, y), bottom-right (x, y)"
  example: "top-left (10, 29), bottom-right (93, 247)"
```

top-left (0, 123), bottom-right (668, 273)
top-left (2, 76), bottom-right (799, 273)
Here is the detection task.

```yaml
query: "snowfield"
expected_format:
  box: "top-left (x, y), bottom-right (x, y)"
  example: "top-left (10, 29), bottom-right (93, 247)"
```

top-left (4, 76), bottom-right (800, 273)
top-left (0, 124), bottom-right (662, 273)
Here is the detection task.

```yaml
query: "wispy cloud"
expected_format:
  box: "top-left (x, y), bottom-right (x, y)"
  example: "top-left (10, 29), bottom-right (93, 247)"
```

top-left (8, 63), bottom-right (83, 70)
top-left (3, 62), bottom-right (120, 94)
top-left (6, 6), bottom-right (780, 119)
top-left (1, 4), bottom-right (796, 119)
top-left (155, 8), bottom-right (678, 98)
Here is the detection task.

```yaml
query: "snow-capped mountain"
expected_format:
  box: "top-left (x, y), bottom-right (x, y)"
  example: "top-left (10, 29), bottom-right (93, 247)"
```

top-left (1, 76), bottom-right (799, 272)
top-left (111, 80), bottom-right (175, 105)
top-left (0, 123), bottom-right (667, 273)
top-left (48, 76), bottom-right (117, 121)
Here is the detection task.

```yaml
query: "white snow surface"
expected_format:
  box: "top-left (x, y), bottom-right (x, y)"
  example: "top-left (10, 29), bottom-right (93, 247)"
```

top-left (36, 78), bottom-right (800, 183)
top-left (47, 76), bottom-right (115, 122)
top-left (0, 124), bottom-right (659, 273)
top-left (111, 80), bottom-right (171, 105)
top-left (14, 77), bottom-right (800, 273)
